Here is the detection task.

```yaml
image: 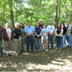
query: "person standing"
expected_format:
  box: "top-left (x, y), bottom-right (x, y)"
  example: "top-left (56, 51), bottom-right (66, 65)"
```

top-left (25, 21), bottom-right (35, 52)
top-left (61, 22), bottom-right (67, 48)
top-left (71, 26), bottom-right (72, 48)
top-left (13, 23), bottom-right (22, 55)
top-left (65, 20), bottom-right (71, 48)
top-left (47, 21), bottom-right (55, 49)
top-left (35, 22), bottom-right (42, 51)
top-left (0, 25), bottom-right (3, 55)
top-left (39, 19), bottom-right (44, 29)
top-left (42, 24), bottom-right (48, 51)
top-left (3, 23), bottom-right (13, 56)
top-left (55, 24), bottom-right (63, 49)
top-left (19, 23), bottom-right (25, 53)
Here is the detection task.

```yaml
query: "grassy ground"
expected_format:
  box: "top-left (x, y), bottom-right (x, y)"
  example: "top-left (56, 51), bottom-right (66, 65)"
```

top-left (0, 46), bottom-right (72, 72)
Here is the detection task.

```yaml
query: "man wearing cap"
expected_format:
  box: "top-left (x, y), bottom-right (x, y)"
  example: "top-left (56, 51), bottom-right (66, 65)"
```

top-left (25, 21), bottom-right (35, 52)
top-left (47, 21), bottom-right (55, 49)
top-left (39, 19), bottom-right (44, 29)
top-left (65, 20), bottom-right (72, 48)
top-left (0, 25), bottom-right (3, 55)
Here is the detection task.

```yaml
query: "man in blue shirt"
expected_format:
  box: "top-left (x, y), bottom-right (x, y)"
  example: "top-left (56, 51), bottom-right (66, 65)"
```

top-left (25, 21), bottom-right (35, 52)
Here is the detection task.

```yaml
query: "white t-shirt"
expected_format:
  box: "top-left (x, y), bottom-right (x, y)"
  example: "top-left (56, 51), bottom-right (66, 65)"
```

top-left (47, 25), bottom-right (55, 34)
top-left (6, 28), bottom-right (12, 38)
top-left (42, 28), bottom-right (48, 39)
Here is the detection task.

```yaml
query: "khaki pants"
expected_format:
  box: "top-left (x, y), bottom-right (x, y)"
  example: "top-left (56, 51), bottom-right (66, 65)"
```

top-left (4, 41), bottom-right (13, 51)
top-left (14, 41), bottom-right (21, 53)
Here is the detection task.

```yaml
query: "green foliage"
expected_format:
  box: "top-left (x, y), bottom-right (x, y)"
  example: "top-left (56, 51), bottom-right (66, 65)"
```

top-left (0, 0), bottom-right (71, 27)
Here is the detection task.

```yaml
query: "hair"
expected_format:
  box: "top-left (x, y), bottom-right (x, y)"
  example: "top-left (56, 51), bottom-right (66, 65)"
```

top-left (57, 24), bottom-right (61, 29)
top-left (15, 23), bottom-right (19, 27)
top-left (19, 23), bottom-right (24, 29)
top-left (27, 21), bottom-right (30, 22)
top-left (43, 24), bottom-right (46, 27)
top-left (61, 22), bottom-right (65, 26)
top-left (36, 22), bottom-right (39, 25)
top-left (66, 20), bottom-right (69, 22)
top-left (6, 23), bottom-right (10, 27)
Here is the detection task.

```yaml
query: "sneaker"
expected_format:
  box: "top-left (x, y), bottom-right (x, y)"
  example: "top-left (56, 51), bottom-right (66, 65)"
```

top-left (56, 47), bottom-right (58, 49)
top-left (45, 49), bottom-right (48, 51)
top-left (6, 53), bottom-right (8, 56)
top-left (43, 48), bottom-right (45, 51)
top-left (59, 47), bottom-right (61, 49)
top-left (38, 49), bottom-right (40, 51)
top-left (35, 50), bottom-right (37, 52)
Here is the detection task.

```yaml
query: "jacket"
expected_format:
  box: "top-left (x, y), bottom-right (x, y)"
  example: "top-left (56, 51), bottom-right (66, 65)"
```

top-left (34, 26), bottom-right (42, 38)
top-left (13, 28), bottom-right (22, 39)
top-left (55, 28), bottom-right (63, 37)
top-left (3, 28), bottom-right (13, 41)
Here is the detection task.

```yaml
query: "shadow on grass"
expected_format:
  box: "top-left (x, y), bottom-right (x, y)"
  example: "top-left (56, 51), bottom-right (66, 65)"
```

top-left (0, 47), bottom-right (72, 71)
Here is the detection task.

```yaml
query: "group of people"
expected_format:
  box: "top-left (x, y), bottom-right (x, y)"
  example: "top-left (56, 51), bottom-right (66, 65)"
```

top-left (0, 19), bottom-right (72, 56)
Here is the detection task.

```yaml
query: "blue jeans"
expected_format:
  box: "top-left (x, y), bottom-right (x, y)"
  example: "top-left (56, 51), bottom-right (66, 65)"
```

top-left (48, 34), bottom-right (53, 48)
top-left (0, 41), bottom-right (3, 54)
top-left (35, 38), bottom-right (40, 51)
top-left (71, 35), bottom-right (72, 47)
top-left (20, 39), bottom-right (24, 52)
top-left (26, 36), bottom-right (34, 51)
top-left (65, 35), bottom-right (71, 46)
top-left (56, 37), bottom-right (62, 48)
top-left (61, 35), bottom-right (65, 48)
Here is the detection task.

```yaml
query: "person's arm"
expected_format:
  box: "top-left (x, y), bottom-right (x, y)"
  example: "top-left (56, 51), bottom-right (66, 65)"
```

top-left (57, 29), bottom-right (63, 36)
top-left (55, 29), bottom-right (57, 36)
top-left (30, 26), bottom-right (35, 36)
top-left (34, 28), bottom-right (38, 36)
top-left (44, 32), bottom-right (48, 38)
top-left (30, 31), bottom-right (35, 36)
top-left (3, 28), bottom-right (9, 40)
top-left (39, 30), bottom-right (42, 36)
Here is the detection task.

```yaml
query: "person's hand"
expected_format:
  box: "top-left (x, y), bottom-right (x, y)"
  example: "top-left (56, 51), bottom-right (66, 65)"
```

top-left (21, 37), bottom-right (24, 39)
top-left (28, 34), bottom-right (31, 36)
top-left (43, 36), bottom-right (45, 39)
top-left (50, 34), bottom-right (52, 37)
top-left (37, 35), bottom-right (39, 38)
top-left (9, 38), bottom-right (11, 41)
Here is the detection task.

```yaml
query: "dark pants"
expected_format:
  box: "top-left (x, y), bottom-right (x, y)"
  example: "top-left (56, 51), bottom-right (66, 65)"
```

top-left (0, 41), bottom-right (3, 54)
top-left (48, 34), bottom-right (53, 48)
top-left (26, 36), bottom-right (34, 51)
top-left (20, 39), bottom-right (24, 52)
top-left (35, 38), bottom-right (40, 51)
top-left (56, 37), bottom-right (62, 48)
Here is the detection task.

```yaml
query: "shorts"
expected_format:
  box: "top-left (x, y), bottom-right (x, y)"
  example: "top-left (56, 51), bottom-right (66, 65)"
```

top-left (42, 38), bottom-right (48, 44)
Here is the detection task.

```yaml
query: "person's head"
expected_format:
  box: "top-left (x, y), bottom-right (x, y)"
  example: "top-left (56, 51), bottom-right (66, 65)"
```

top-left (39, 19), bottom-right (43, 24)
top-left (15, 23), bottom-right (19, 29)
top-left (50, 21), bottom-right (53, 25)
top-left (43, 24), bottom-right (46, 29)
top-left (6, 23), bottom-right (10, 28)
top-left (20, 23), bottom-right (24, 29)
top-left (66, 20), bottom-right (69, 26)
top-left (27, 21), bottom-right (31, 26)
top-left (57, 24), bottom-right (61, 29)
top-left (36, 22), bottom-right (40, 27)
top-left (61, 22), bottom-right (64, 26)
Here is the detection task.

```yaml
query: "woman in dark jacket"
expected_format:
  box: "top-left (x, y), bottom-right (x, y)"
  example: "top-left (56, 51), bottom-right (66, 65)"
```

top-left (35, 22), bottom-right (42, 51)
top-left (61, 22), bottom-right (67, 48)
top-left (13, 23), bottom-right (22, 55)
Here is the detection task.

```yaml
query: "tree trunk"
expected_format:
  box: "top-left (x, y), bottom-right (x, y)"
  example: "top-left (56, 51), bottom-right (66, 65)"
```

top-left (10, 10), bottom-right (15, 28)
top-left (55, 0), bottom-right (61, 26)
top-left (9, 0), bottom-right (15, 28)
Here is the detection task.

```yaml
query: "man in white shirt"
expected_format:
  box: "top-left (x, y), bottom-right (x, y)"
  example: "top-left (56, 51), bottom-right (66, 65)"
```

top-left (65, 20), bottom-right (72, 48)
top-left (47, 21), bottom-right (55, 49)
